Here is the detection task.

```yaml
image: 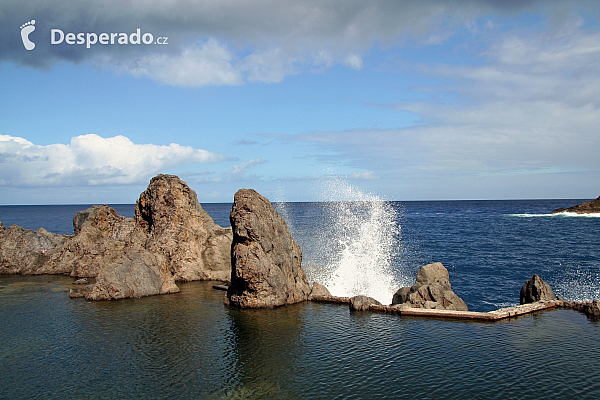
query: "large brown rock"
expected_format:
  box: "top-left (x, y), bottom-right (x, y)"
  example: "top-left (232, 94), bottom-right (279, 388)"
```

top-left (551, 196), bottom-right (600, 214)
top-left (136, 174), bottom-right (233, 281)
top-left (1, 174), bottom-right (233, 301)
top-left (227, 189), bottom-right (311, 308)
top-left (520, 274), bottom-right (556, 304)
top-left (43, 205), bottom-right (138, 277)
top-left (391, 262), bottom-right (468, 311)
top-left (0, 224), bottom-right (69, 274)
top-left (85, 249), bottom-right (179, 300)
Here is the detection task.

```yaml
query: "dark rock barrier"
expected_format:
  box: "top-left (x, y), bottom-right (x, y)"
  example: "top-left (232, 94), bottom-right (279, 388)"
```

top-left (551, 196), bottom-right (600, 214)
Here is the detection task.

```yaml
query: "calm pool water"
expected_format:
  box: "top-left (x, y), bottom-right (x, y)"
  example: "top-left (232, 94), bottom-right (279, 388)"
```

top-left (1, 275), bottom-right (599, 399)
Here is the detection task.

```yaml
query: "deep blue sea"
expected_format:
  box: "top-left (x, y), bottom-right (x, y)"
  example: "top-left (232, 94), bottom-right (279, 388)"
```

top-left (1, 199), bottom-right (599, 399)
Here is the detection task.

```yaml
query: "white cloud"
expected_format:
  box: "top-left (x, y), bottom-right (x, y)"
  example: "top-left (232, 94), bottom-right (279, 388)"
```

top-left (0, 134), bottom-right (224, 187)
top-left (4, 0), bottom-right (564, 86)
top-left (123, 39), bottom-right (243, 87)
top-left (295, 20), bottom-right (600, 194)
top-left (229, 158), bottom-right (266, 179)
top-left (343, 54), bottom-right (363, 70)
top-left (350, 170), bottom-right (377, 180)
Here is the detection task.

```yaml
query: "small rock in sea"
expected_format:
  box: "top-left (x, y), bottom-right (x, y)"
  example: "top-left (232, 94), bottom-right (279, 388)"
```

top-left (308, 282), bottom-right (331, 300)
top-left (74, 278), bottom-right (88, 285)
top-left (349, 295), bottom-right (382, 311)
top-left (520, 274), bottom-right (556, 304)
top-left (391, 262), bottom-right (468, 311)
top-left (212, 283), bottom-right (230, 291)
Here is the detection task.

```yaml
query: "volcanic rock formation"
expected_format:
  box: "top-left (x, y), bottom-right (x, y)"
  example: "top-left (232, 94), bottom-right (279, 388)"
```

top-left (391, 262), bottom-right (468, 311)
top-left (0, 223), bottom-right (69, 275)
top-left (1, 174), bottom-right (232, 300)
top-left (227, 188), bottom-right (311, 308)
top-left (135, 174), bottom-right (233, 282)
top-left (551, 196), bottom-right (600, 214)
top-left (520, 274), bottom-right (556, 304)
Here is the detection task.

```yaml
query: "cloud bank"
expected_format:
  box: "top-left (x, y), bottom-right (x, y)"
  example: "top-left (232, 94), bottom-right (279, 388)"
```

top-left (0, 134), bottom-right (224, 187)
top-left (2, 0), bottom-right (550, 87)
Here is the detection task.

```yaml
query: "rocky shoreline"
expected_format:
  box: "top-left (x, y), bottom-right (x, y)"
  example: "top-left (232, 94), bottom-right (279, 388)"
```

top-left (1, 174), bottom-right (232, 300)
top-left (551, 196), bottom-right (600, 214)
top-left (1, 174), bottom-right (599, 320)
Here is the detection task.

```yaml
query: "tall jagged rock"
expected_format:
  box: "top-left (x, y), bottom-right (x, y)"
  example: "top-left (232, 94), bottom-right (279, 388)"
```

top-left (136, 174), bottom-right (232, 281)
top-left (392, 262), bottom-right (468, 311)
top-left (1, 174), bottom-right (233, 300)
top-left (0, 223), bottom-right (68, 275)
top-left (520, 274), bottom-right (556, 304)
top-left (227, 189), bottom-right (311, 308)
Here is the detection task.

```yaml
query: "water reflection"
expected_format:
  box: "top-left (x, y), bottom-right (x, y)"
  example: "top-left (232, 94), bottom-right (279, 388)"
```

top-left (1, 276), bottom-right (600, 399)
top-left (216, 303), bottom-right (306, 399)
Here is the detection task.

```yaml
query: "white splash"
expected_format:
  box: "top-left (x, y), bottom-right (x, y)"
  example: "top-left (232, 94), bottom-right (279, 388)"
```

top-left (510, 212), bottom-right (600, 218)
top-left (311, 175), bottom-right (403, 304)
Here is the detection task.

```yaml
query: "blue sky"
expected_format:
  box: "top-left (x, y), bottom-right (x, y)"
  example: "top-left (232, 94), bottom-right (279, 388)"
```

top-left (1, 1), bottom-right (599, 204)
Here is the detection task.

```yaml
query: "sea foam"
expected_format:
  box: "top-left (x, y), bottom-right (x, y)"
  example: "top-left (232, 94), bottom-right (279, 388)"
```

top-left (307, 175), bottom-right (404, 304)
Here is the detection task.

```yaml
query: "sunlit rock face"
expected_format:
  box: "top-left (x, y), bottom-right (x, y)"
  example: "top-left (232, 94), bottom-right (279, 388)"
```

top-left (227, 188), bottom-right (311, 308)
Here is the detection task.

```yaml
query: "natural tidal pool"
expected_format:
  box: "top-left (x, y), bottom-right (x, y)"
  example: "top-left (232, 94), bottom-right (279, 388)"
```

top-left (1, 275), bottom-right (599, 399)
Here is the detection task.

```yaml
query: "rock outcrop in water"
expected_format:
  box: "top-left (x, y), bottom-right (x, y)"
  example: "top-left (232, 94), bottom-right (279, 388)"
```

top-left (308, 282), bottom-right (332, 300)
top-left (44, 205), bottom-right (138, 277)
top-left (551, 196), bottom-right (600, 214)
top-left (1, 174), bottom-right (233, 300)
top-left (391, 262), bottom-right (468, 311)
top-left (520, 274), bottom-right (556, 304)
top-left (136, 174), bottom-right (233, 282)
top-left (227, 189), bottom-right (311, 308)
top-left (564, 300), bottom-right (600, 317)
top-left (0, 223), bottom-right (69, 275)
top-left (349, 295), bottom-right (382, 311)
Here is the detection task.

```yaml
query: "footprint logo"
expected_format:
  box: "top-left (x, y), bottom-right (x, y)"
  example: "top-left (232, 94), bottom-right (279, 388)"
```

top-left (20, 20), bottom-right (36, 50)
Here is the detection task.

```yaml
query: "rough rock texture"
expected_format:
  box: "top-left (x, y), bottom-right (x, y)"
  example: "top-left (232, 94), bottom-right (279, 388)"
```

top-left (564, 300), bottom-right (600, 317)
top-left (136, 174), bottom-right (233, 281)
top-left (520, 274), bottom-right (556, 304)
top-left (44, 205), bottom-right (137, 277)
top-left (551, 196), bottom-right (600, 214)
top-left (86, 249), bottom-right (179, 300)
top-left (227, 189), bottom-right (311, 308)
top-left (349, 295), bottom-right (382, 311)
top-left (392, 262), bottom-right (468, 311)
top-left (308, 282), bottom-right (332, 300)
top-left (1, 174), bottom-right (233, 300)
top-left (0, 224), bottom-right (69, 274)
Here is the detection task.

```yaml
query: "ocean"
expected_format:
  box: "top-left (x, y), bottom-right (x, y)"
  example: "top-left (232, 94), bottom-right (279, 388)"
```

top-left (1, 199), bottom-right (599, 399)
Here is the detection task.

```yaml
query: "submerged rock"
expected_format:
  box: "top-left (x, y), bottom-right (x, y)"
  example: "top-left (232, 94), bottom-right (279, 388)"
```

top-left (227, 189), bottom-right (311, 308)
top-left (520, 274), bottom-right (556, 304)
top-left (391, 262), bottom-right (468, 311)
top-left (551, 196), bottom-right (600, 214)
top-left (0, 224), bottom-right (69, 275)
